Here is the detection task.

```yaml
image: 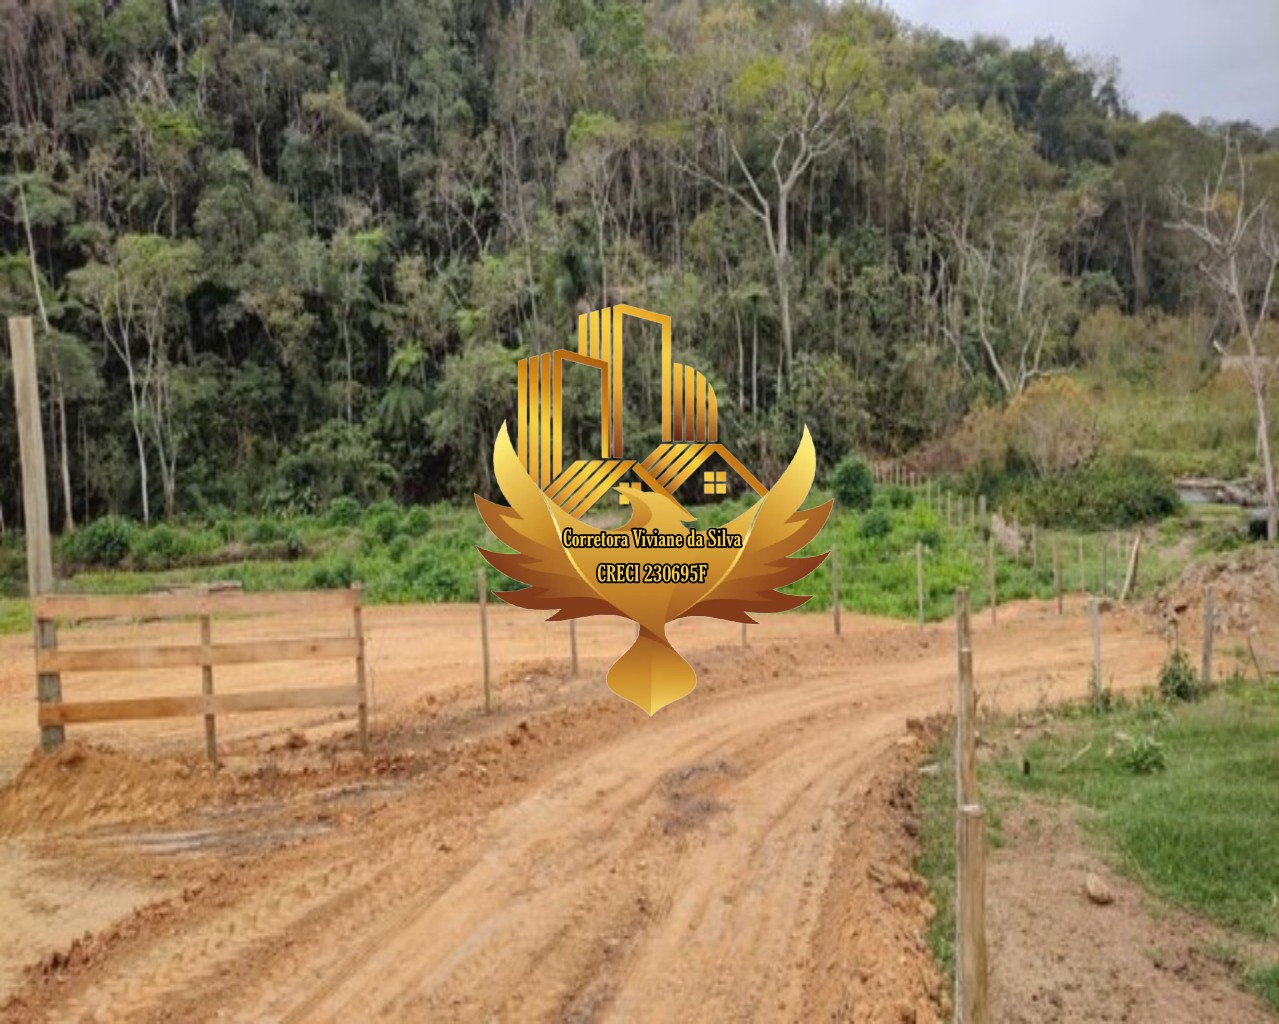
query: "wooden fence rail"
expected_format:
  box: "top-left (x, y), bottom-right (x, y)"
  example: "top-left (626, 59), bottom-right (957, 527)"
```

top-left (33, 586), bottom-right (369, 761)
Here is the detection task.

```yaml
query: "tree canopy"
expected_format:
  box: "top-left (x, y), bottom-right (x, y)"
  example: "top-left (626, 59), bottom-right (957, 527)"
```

top-left (1, 0), bottom-right (1275, 524)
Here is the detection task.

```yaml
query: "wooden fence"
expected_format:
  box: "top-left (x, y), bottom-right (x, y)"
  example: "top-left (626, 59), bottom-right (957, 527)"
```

top-left (32, 586), bottom-right (369, 761)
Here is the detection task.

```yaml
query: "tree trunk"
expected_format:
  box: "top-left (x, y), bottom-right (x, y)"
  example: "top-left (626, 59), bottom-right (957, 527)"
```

top-left (132, 416), bottom-right (150, 525)
top-left (1249, 365), bottom-right (1278, 541)
top-left (751, 308), bottom-right (759, 413)
top-left (57, 391), bottom-right (73, 532)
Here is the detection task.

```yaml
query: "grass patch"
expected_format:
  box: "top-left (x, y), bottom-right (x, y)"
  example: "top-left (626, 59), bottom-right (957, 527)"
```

top-left (1247, 961), bottom-right (1279, 1013)
top-left (915, 730), bottom-right (957, 980)
top-left (0, 485), bottom-right (1199, 635)
top-left (996, 682), bottom-right (1279, 939)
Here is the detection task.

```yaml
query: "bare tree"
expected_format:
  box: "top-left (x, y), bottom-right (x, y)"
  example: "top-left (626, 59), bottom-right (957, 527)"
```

top-left (1176, 142), bottom-right (1279, 540)
top-left (673, 28), bottom-right (861, 390)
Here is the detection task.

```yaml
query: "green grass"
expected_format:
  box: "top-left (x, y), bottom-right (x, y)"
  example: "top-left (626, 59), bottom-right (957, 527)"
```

top-left (0, 484), bottom-right (1195, 635)
top-left (915, 731), bottom-right (957, 980)
top-left (995, 681), bottom-right (1279, 940)
top-left (1247, 961), bottom-right (1279, 1012)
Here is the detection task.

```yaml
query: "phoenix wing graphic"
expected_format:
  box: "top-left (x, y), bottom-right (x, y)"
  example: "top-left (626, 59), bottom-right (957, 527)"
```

top-left (476, 425), bottom-right (830, 715)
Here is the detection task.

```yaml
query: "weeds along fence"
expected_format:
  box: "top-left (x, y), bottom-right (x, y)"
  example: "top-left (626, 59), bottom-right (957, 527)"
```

top-left (32, 585), bottom-right (369, 762)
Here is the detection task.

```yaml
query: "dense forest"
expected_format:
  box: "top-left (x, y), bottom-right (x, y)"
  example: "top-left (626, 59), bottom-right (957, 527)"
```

top-left (2, 0), bottom-right (1278, 530)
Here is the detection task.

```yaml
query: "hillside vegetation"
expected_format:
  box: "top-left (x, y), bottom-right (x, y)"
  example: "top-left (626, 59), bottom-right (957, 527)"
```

top-left (2, 0), bottom-right (1277, 535)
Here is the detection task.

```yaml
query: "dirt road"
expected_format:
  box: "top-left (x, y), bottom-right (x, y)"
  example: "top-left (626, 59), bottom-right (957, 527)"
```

top-left (0, 600), bottom-right (1178, 1022)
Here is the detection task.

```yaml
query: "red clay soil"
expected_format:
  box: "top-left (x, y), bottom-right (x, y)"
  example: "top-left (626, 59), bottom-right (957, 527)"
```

top-left (0, 599), bottom-right (1233, 1021)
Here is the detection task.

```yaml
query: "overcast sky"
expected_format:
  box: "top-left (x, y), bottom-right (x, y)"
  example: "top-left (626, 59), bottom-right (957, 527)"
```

top-left (881, 0), bottom-right (1279, 128)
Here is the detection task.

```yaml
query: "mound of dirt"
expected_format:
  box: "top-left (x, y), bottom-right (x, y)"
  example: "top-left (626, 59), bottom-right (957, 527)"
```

top-left (0, 741), bottom-right (234, 835)
top-left (1145, 546), bottom-right (1279, 638)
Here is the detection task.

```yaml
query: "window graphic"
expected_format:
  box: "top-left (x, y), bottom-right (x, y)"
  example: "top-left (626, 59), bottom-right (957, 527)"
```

top-left (704, 470), bottom-right (727, 495)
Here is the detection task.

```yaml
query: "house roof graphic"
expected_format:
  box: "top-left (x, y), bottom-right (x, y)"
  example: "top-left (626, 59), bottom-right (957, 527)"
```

top-left (515, 305), bottom-right (765, 516)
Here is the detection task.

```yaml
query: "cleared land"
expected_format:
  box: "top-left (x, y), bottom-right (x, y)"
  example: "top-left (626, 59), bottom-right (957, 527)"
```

top-left (0, 600), bottom-right (1210, 1021)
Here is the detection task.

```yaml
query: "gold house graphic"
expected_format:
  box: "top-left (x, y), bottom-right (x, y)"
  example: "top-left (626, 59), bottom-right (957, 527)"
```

top-left (515, 305), bottom-right (767, 517)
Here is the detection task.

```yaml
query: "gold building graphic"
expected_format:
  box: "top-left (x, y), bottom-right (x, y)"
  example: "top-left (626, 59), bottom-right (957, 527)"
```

top-left (515, 305), bottom-right (766, 517)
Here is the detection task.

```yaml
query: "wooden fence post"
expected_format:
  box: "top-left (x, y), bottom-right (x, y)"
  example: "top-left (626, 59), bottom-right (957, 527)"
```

top-left (741, 622), bottom-right (748, 648)
top-left (955, 589), bottom-right (977, 806)
top-left (1053, 542), bottom-right (1062, 615)
top-left (10, 316), bottom-right (62, 752)
top-left (832, 551), bottom-right (841, 637)
top-left (916, 541), bottom-right (925, 630)
top-left (478, 568), bottom-right (492, 714)
top-left (569, 618), bottom-right (579, 676)
top-left (1090, 598), bottom-right (1103, 702)
top-left (200, 612), bottom-right (217, 764)
top-left (1201, 586), bottom-right (1215, 689)
top-left (957, 804), bottom-right (990, 1024)
top-left (986, 533), bottom-right (997, 626)
top-left (1119, 533), bottom-right (1142, 604)
top-left (353, 583), bottom-right (369, 753)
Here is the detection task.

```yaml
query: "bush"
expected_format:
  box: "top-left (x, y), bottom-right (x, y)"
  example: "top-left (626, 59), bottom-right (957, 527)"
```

top-left (1010, 454), bottom-right (1180, 530)
top-left (62, 515), bottom-right (138, 568)
top-left (1119, 733), bottom-right (1167, 774)
top-left (325, 496), bottom-right (362, 527)
top-left (309, 557), bottom-right (355, 590)
top-left (364, 508), bottom-right (402, 546)
top-left (859, 507), bottom-right (893, 539)
top-left (402, 505), bottom-right (433, 537)
top-left (831, 454), bottom-right (874, 511)
top-left (133, 524), bottom-right (195, 568)
top-left (244, 518), bottom-right (286, 545)
top-left (1159, 648), bottom-right (1202, 702)
top-left (884, 485), bottom-right (915, 510)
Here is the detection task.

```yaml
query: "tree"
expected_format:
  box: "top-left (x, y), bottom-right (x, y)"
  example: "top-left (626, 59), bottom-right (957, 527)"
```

top-left (1176, 142), bottom-right (1279, 540)
top-left (69, 234), bottom-right (199, 522)
top-left (674, 14), bottom-right (872, 389)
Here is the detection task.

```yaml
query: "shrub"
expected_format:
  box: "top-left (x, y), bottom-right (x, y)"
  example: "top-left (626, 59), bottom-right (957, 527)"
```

top-left (1119, 733), bottom-right (1167, 774)
top-left (1013, 454), bottom-right (1180, 530)
top-left (884, 485), bottom-right (915, 510)
top-left (402, 505), bottom-right (433, 537)
top-left (859, 507), bottom-right (893, 539)
top-left (325, 496), bottom-right (362, 527)
top-left (1158, 648), bottom-right (1202, 702)
top-left (133, 524), bottom-right (195, 568)
top-left (309, 557), bottom-right (355, 589)
top-left (831, 454), bottom-right (874, 511)
top-left (62, 515), bottom-right (138, 568)
top-left (364, 508), bottom-right (401, 546)
top-left (244, 518), bottom-right (285, 545)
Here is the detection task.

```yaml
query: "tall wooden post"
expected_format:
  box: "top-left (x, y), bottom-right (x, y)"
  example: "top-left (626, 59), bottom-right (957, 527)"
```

top-left (1053, 543), bottom-right (1062, 615)
top-left (10, 316), bottom-right (62, 751)
top-left (832, 552), bottom-right (841, 637)
top-left (200, 613), bottom-right (217, 763)
top-left (1090, 598), bottom-right (1103, 702)
top-left (1201, 586), bottom-right (1215, 690)
top-left (741, 622), bottom-right (748, 648)
top-left (916, 541), bottom-right (925, 630)
top-left (957, 804), bottom-right (989, 1024)
top-left (955, 589), bottom-right (977, 806)
top-left (569, 618), bottom-right (579, 676)
top-left (478, 568), bottom-right (492, 714)
top-left (1120, 533), bottom-right (1142, 604)
top-left (986, 534), bottom-right (997, 626)
top-left (353, 583), bottom-right (369, 753)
